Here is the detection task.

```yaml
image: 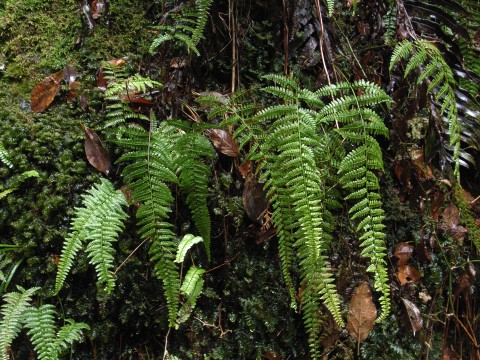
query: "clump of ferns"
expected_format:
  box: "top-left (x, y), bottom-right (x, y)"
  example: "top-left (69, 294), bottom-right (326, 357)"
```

top-left (150, 0), bottom-right (213, 56)
top-left (201, 74), bottom-right (392, 357)
top-left (390, 39), bottom-right (463, 180)
top-left (0, 287), bottom-right (89, 360)
top-left (55, 115), bottom-right (214, 328)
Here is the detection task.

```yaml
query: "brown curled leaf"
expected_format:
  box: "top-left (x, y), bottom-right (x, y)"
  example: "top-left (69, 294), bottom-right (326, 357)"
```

top-left (398, 264), bottom-right (422, 285)
top-left (208, 129), bottom-right (239, 157)
top-left (401, 298), bottom-right (423, 336)
top-left (394, 242), bottom-right (414, 266)
top-left (83, 125), bottom-right (111, 175)
top-left (31, 70), bottom-right (64, 113)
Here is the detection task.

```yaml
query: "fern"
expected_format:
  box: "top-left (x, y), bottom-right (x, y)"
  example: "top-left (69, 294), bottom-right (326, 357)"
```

top-left (317, 80), bottom-right (391, 321)
top-left (176, 265), bottom-right (205, 328)
top-left (390, 39), bottom-right (461, 180)
top-left (254, 74), bottom-right (344, 357)
top-left (23, 305), bottom-right (89, 360)
top-left (102, 61), bottom-right (161, 128)
top-left (175, 130), bottom-right (215, 260)
top-left (150, 0), bottom-right (213, 55)
top-left (115, 123), bottom-right (180, 325)
top-left (0, 286), bottom-right (39, 360)
top-left (55, 179), bottom-right (127, 295)
top-left (0, 142), bottom-right (12, 169)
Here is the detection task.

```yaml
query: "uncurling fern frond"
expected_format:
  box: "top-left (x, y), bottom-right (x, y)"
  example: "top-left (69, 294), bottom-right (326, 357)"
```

top-left (150, 0), bottom-right (213, 56)
top-left (390, 39), bottom-right (461, 180)
top-left (0, 286), bottom-right (39, 360)
top-left (116, 123), bottom-right (180, 326)
top-left (55, 179), bottom-right (127, 295)
top-left (175, 129), bottom-right (215, 260)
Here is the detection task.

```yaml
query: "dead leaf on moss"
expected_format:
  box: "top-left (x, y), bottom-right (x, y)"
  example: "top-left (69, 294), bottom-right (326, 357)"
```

top-left (83, 125), bottom-right (111, 175)
top-left (398, 264), bottom-right (422, 285)
top-left (208, 129), bottom-right (239, 157)
top-left (239, 160), bottom-right (252, 179)
top-left (402, 298), bottom-right (423, 335)
top-left (346, 282), bottom-right (377, 343)
top-left (31, 70), bottom-right (64, 113)
top-left (394, 242), bottom-right (414, 266)
top-left (243, 175), bottom-right (269, 225)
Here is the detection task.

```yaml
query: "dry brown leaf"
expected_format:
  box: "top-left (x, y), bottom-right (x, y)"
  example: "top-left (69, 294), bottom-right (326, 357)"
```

top-left (63, 65), bottom-right (77, 85)
top-left (402, 298), bottom-right (423, 335)
top-left (31, 70), bottom-right (64, 113)
top-left (394, 242), bottom-right (414, 266)
top-left (398, 264), bottom-right (422, 285)
top-left (83, 125), bottom-right (111, 175)
top-left (441, 203), bottom-right (459, 229)
top-left (238, 160), bottom-right (252, 179)
top-left (243, 175), bottom-right (269, 225)
top-left (208, 129), bottom-right (239, 157)
top-left (346, 282), bottom-right (377, 343)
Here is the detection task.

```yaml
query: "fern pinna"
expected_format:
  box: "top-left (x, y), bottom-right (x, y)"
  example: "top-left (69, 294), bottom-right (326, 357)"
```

top-left (55, 179), bottom-right (127, 295)
top-left (389, 40), bottom-right (461, 180)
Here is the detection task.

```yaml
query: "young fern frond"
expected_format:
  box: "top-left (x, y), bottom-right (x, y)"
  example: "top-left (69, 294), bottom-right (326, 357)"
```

top-left (23, 305), bottom-right (89, 360)
top-left (390, 39), bottom-right (461, 179)
top-left (115, 124), bottom-right (180, 326)
top-left (176, 265), bottom-right (205, 328)
top-left (0, 286), bottom-right (39, 360)
top-left (0, 142), bottom-right (13, 169)
top-left (55, 179), bottom-right (127, 295)
top-left (150, 0), bottom-right (213, 55)
top-left (175, 130), bottom-right (215, 260)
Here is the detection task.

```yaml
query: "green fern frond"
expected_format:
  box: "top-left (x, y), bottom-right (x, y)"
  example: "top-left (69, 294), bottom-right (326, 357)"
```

top-left (55, 179), bottom-right (127, 295)
top-left (175, 131), bottom-right (215, 259)
top-left (175, 234), bottom-right (203, 264)
top-left (0, 286), bottom-right (39, 360)
top-left (150, 0), bottom-right (213, 55)
top-left (390, 39), bottom-right (462, 179)
top-left (116, 124), bottom-right (180, 325)
top-left (0, 142), bottom-right (13, 169)
top-left (176, 266), bottom-right (205, 328)
top-left (316, 79), bottom-right (391, 322)
top-left (23, 304), bottom-right (89, 360)
top-left (325, 0), bottom-right (335, 16)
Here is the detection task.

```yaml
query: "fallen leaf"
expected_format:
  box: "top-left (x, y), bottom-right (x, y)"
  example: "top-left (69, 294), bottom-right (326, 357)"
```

top-left (394, 242), bottom-right (414, 266)
top-left (238, 160), bottom-right (252, 179)
top-left (97, 58), bottom-right (128, 90)
top-left (415, 239), bottom-right (432, 264)
top-left (31, 70), bottom-right (64, 113)
top-left (402, 298), bottom-right (423, 335)
top-left (346, 282), bottom-right (377, 343)
top-left (243, 175), bottom-right (269, 225)
top-left (429, 189), bottom-right (445, 221)
top-left (83, 125), bottom-right (111, 175)
top-left (208, 129), bottom-right (239, 157)
top-left (441, 203), bottom-right (459, 229)
top-left (92, 0), bottom-right (105, 19)
top-left (398, 264), bottom-right (422, 285)
top-left (264, 352), bottom-right (281, 360)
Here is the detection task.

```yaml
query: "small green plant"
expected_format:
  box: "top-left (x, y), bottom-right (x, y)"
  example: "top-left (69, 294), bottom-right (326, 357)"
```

top-left (149, 0), bottom-right (213, 55)
top-left (0, 286), bottom-right (89, 360)
top-left (390, 39), bottom-right (461, 179)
